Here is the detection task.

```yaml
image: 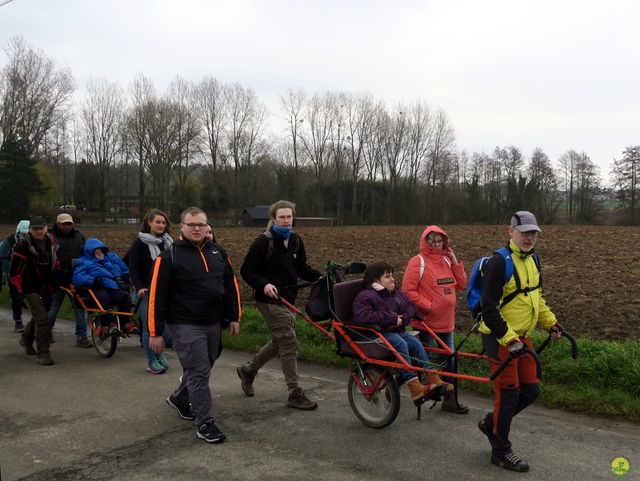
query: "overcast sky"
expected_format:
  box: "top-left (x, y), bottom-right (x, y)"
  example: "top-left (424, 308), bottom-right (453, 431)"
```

top-left (2, 0), bottom-right (639, 182)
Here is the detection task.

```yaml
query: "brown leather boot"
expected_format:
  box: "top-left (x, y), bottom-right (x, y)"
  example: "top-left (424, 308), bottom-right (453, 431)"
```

top-left (427, 373), bottom-right (454, 392)
top-left (407, 377), bottom-right (446, 403)
top-left (441, 390), bottom-right (469, 414)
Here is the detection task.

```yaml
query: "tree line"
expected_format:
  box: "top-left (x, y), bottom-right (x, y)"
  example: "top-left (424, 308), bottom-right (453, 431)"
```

top-left (1, 37), bottom-right (639, 225)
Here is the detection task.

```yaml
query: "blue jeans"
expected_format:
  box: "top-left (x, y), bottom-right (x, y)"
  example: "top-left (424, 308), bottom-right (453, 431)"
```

top-left (419, 330), bottom-right (455, 384)
top-left (48, 288), bottom-right (88, 338)
top-left (138, 295), bottom-right (171, 365)
top-left (383, 331), bottom-right (429, 383)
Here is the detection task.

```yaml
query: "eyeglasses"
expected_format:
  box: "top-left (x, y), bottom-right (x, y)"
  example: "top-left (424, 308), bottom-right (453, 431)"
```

top-left (184, 223), bottom-right (207, 230)
top-left (431, 239), bottom-right (444, 244)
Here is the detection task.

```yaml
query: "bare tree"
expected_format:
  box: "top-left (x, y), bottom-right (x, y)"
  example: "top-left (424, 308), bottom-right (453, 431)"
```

top-left (300, 92), bottom-right (334, 185)
top-left (144, 97), bottom-right (183, 211)
top-left (423, 109), bottom-right (456, 221)
top-left (194, 76), bottom-right (228, 174)
top-left (81, 78), bottom-right (125, 212)
top-left (528, 147), bottom-right (561, 223)
top-left (279, 87), bottom-right (306, 175)
top-left (612, 145), bottom-right (640, 225)
top-left (226, 83), bottom-right (268, 210)
top-left (380, 105), bottom-right (410, 224)
top-left (360, 101), bottom-right (386, 222)
top-left (344, 93), bottom-right (375, 222)
top-left (125, 74), bottom-right (156, 213)
top-left (168, 77), bottom-right (201, 211)
top-left (0, 37), bottom-right (74, 157)
top-left (574, 152), bottom-right (600, 223)
top-left (558, 149), bottom-right (581, 223)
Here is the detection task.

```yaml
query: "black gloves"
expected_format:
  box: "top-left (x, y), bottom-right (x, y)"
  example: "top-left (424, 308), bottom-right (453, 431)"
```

top-left (92, 277), bottom-right (103, 288)
top-left (507, 339), bottom-right (526, 357)
top-left (120, 273), bottom-right (130, 285)
top-left (549, 323), bottom-right (563, 335)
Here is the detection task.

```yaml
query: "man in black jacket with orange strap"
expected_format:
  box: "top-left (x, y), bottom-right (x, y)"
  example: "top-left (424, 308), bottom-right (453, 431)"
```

top-left (148, 207), bottom-right (241, 444)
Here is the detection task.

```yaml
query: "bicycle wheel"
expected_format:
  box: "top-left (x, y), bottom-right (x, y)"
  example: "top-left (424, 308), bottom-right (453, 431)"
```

top-left (348, 363), bottom-right (400, 429)
top-left (91, 325), bottom-right (117, 358)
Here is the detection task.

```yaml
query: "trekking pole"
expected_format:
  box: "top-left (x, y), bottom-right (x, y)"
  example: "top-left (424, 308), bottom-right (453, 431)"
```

top-left (536, 330), bottom-right (578, 359)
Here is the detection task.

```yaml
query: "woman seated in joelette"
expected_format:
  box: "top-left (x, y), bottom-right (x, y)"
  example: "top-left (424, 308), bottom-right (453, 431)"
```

top-left (351, 261), bottom-right (452, 405)
top-left (72, 238), bottom-right (138, 336)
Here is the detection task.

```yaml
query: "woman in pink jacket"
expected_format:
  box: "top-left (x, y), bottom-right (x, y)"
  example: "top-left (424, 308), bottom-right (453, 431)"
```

top-left (402, 225), bottom-right (469, 414)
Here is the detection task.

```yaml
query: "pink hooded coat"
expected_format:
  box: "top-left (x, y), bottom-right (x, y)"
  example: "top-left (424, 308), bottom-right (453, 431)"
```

top-left (402, 225), bottom-right (467, 332)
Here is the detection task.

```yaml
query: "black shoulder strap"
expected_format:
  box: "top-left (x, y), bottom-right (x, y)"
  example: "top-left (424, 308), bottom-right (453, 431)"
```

top-left (500, 252), bottom-right (542, 309)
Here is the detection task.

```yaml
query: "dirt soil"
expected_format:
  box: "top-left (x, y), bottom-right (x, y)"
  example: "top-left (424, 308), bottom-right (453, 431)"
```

top-left (2, 224), bottom-right (638, 341)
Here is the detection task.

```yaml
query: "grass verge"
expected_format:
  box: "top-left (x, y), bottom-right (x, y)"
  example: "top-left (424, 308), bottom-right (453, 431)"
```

top-left (4, 286), bottom-right (638, 422)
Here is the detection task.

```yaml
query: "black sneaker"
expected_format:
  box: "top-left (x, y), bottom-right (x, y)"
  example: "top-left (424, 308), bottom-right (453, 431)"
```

top-left (491, 450), bottom-right (530, 472)
top-left (196, 421), bottom-right (226, 444)
top-left (236, 365), bottom-right (256, 397)
top-left (166, 395), bottom-right (194, 421)
top-left (287, 387), bottom-right (318, 410)
top-left (14, 322), bottom-right (24, 333)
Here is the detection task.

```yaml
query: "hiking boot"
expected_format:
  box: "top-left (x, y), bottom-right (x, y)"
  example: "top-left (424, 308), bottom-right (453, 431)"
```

top-left (123, 321), bottom-right (140, 335)
top-left (14, 321), bottom-right (24, 333)
top-left (287, 387), bottom-right (318, 410)
top-left (76, 336), bottom-right (93, 348)
top-left (236, 365), bottom-right (256, 397)
top-left (147, 361), bottom-right (166, 375)
top-left (491, 450), bottom-right (530, 472)
top-left (407, 377), bottom-right (446, 404)
top-left (19, 338), bottom-right (36, 356)
top-left (441, 390), bottom-right (469, 414)
top-left (196, 421), bottom-right (226, 443)
top-left (166, 395), bottom-right (194, 420)
top-left (37, 355), bottom-right (55, 366)
top-left (157, 352), bottom-right (169, 370)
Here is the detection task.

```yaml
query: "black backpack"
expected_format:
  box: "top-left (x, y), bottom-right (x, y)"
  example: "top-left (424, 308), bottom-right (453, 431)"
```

top-left (305, 276), bottom-right (333, 322)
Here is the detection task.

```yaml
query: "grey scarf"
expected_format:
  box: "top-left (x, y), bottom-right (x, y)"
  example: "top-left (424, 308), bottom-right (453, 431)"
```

top-left (138, 232), bottom-right (174, 260)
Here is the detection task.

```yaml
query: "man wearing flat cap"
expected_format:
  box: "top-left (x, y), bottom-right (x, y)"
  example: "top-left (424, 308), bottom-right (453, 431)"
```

top-left (48, 213), bottom-right (91, 347)
top-left (476, 210), bottom-right (562, 473)
top-left (9, 216), bottom-right (59, 365)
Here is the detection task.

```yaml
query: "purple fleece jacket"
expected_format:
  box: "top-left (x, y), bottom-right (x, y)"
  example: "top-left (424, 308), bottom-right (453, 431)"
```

top-left (352, 287), bottom-right (418, 333)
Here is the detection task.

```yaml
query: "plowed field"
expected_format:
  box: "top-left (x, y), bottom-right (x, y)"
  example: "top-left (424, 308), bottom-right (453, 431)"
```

top-left (3, 224), bottom-right (638, 340)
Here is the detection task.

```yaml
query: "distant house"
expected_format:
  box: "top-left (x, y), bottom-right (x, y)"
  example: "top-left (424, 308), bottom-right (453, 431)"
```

top-left (241, 205), bottom-right (336, 228)
top-left (241, 205), bottom-right (271, 227)
top-left (294, 217), bottom-right (336, 227)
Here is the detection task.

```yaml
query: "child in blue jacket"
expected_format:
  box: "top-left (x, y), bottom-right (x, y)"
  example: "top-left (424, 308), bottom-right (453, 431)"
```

top-left (73, 238), bottom-right (138, 335)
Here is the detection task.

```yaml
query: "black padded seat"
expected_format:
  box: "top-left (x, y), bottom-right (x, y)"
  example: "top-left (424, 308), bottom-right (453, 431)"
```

top-left (332, 280), bottom-right (395, 361)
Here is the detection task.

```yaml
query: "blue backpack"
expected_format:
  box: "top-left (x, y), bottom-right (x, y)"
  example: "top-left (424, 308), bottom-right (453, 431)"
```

top-left (466, 246), bottom-right (541, 320)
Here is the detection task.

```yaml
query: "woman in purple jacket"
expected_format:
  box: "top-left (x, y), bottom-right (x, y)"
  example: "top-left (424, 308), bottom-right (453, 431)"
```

top-left (352, 262), bottom-right (452, 405)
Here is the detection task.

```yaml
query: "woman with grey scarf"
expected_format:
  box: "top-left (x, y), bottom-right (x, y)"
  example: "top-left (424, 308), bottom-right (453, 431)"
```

top-left (128, 209), bottom-right (174, 374)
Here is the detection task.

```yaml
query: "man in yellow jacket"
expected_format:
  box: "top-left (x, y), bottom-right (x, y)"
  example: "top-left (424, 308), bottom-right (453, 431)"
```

top-left (477, 211), bottom-right (562, 473)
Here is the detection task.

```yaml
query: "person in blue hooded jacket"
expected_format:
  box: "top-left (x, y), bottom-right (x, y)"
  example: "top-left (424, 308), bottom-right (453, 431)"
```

top-left (72, 238), bottom-right (138, 335)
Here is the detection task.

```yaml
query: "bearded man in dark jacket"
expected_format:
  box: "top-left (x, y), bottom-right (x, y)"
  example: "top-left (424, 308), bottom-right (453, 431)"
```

top-left (9, 216), bottom-right (59, 366)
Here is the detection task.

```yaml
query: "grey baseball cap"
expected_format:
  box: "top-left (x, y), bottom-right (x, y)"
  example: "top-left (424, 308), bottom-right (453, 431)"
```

top-left (510, 211), bottom-right (541, 233)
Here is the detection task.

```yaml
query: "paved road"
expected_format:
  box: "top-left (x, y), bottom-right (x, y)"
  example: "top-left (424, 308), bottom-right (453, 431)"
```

top-left (1, 309), bottom-right (638, 481)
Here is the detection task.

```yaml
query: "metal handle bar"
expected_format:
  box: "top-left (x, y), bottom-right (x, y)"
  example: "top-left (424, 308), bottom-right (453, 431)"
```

top-left (536, 330), bottom-right (579, 359)
top-left (489, 347), bottom-right (541, 381)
